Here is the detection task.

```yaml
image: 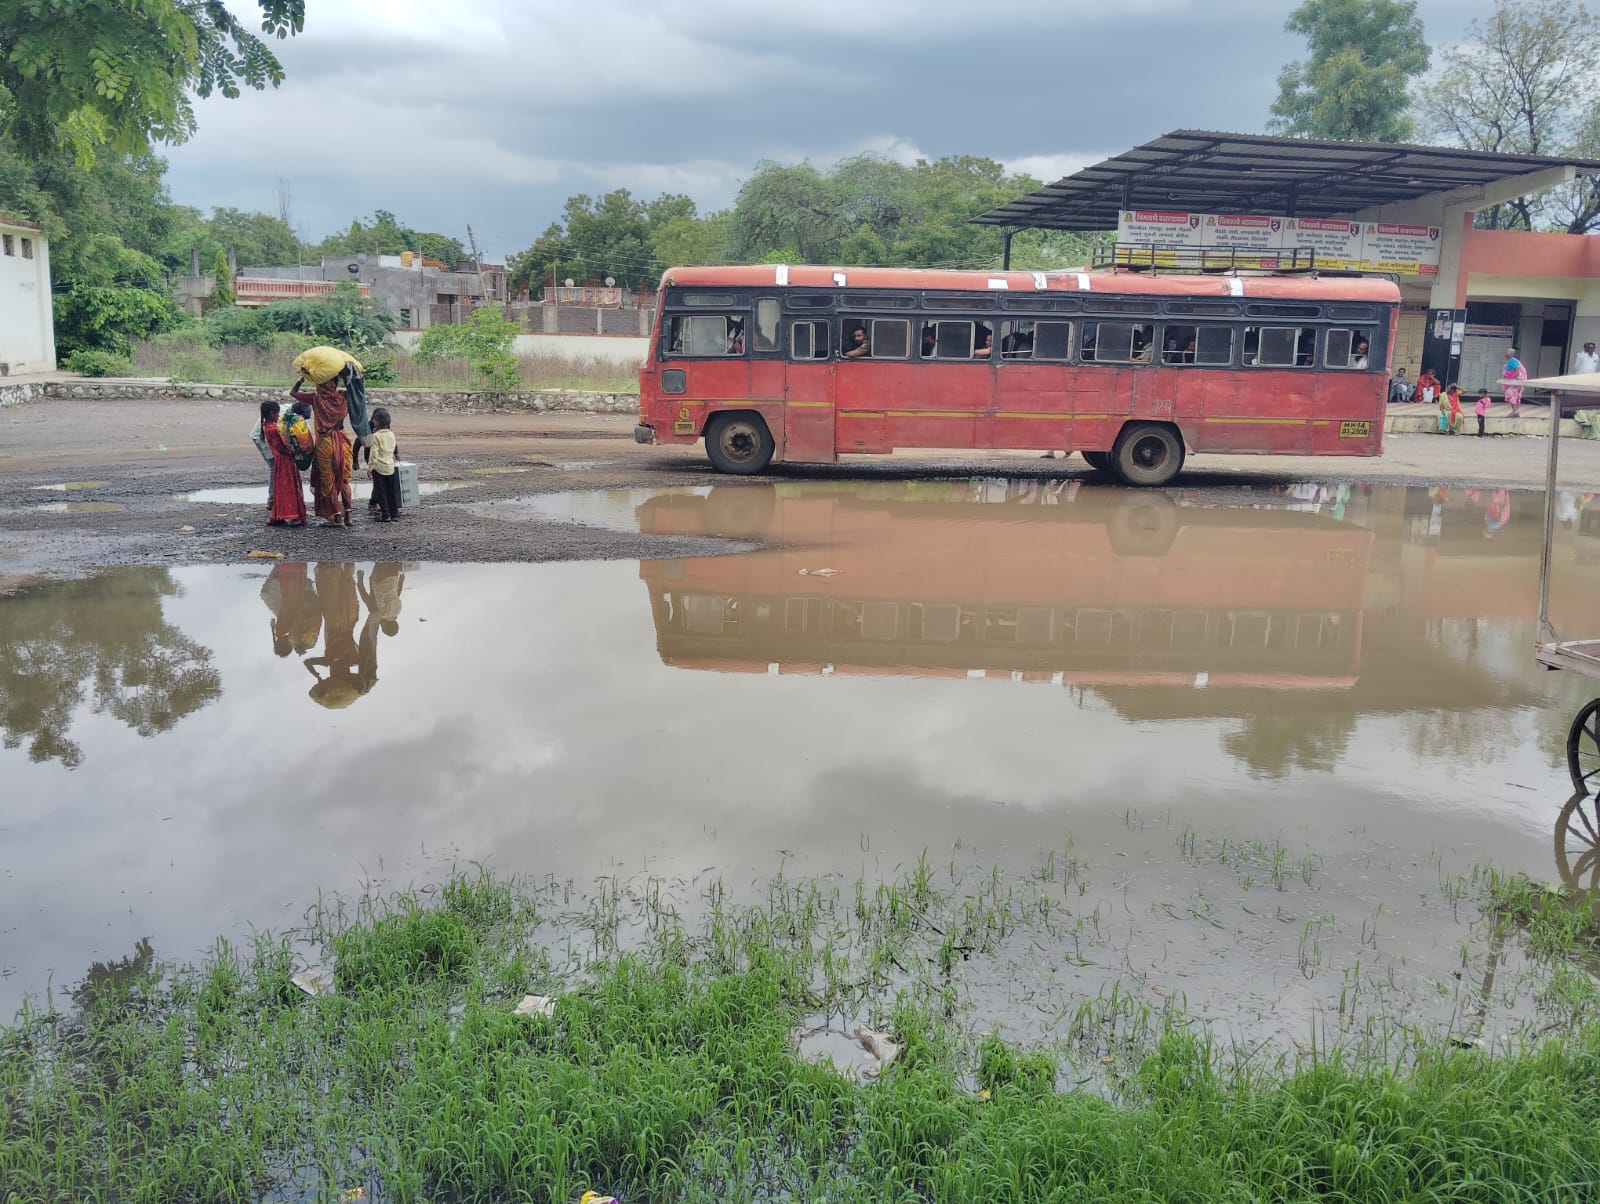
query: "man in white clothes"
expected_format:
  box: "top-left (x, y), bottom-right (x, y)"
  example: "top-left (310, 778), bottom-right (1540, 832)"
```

top-left (1574, 341), bottom-right (1599, 375)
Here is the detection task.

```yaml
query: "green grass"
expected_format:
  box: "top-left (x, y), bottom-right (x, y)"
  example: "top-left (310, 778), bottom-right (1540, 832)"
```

top-left (3, 863), bottom-right (1599, 1202)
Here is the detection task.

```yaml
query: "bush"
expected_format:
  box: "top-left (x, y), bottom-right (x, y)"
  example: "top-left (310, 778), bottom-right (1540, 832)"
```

top-left (257, 280), bottom-right (396, 353)
top-left (165, 345), bottom-right (223, 382)
top-left (62, 349), bottom-right (132, 377)
top-left (53, 285), bottom-right (183, 358)
top-left (413, 303), bottom-right (522, 391)
top-left (267, 331), bottom-right (319, 361)
top-left (151, 326), bottom-right (217, 353)
top-left (204, 305), bottom-right (273, 349)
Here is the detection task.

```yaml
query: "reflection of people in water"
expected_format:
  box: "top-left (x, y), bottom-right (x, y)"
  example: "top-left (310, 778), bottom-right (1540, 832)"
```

top-left (261, 562), bottom-right (322, 657)
top-left (304, 562), bottom-right (366, 708)
top-left (1483, 488), bottom-right (1512, 537)
top-left (354, 563), bottom-right (405, 694)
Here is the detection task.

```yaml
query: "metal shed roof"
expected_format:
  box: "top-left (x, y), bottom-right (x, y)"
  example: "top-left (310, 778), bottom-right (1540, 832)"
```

top-left (974, 130), bottom-right (1600, 230)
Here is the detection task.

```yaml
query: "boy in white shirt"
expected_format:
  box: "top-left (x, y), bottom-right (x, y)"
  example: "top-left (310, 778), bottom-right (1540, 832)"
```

top-left (365, 407), bottom-right (400, 522)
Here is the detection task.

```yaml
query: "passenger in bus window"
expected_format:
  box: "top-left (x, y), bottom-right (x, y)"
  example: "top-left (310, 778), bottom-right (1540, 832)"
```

top-left (1131, 324), bottom-right (1153, 362)
top-left (728, 320), bottom-right (745, 355)
top-left (921, 324), bottom-right (937, 358)
top-left (1163, 330), bottom-right (1196, 364)
top-left (1351, 336), bottom-right (1369, 369)
top-left (843, 324), bottom-right (870, 358)
top-left (1295, 329), bottom-right (1315, 367)
top-left (974, 324), bottom-right (993, 358)
top-left (1081, 326), bottom-right (1097, 361)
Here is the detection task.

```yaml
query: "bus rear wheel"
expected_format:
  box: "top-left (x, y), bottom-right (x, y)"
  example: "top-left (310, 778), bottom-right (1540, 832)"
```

top-left (1111, 423), bottom-right (1185, 487)
top-left (1082, 450), bottom-right (1113, 474)
top-left (705, 413), bottom-right (775, 475)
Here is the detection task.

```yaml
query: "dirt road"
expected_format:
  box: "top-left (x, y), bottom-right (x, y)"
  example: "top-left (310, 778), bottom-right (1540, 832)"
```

top-left (4, 395), bottom-right (1600, 578)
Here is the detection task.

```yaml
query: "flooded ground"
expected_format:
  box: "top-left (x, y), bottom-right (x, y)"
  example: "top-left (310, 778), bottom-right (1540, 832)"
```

top-left (3, 477), bottom-right (1598, 1046)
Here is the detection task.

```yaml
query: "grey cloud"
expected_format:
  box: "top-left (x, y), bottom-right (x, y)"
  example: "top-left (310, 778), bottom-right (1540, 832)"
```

top-left (165, 0), bottom-right (1509, 259)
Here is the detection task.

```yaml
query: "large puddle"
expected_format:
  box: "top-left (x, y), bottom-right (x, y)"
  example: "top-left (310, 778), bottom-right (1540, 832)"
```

top-left (4, 478), bottom-right (1600, 1044)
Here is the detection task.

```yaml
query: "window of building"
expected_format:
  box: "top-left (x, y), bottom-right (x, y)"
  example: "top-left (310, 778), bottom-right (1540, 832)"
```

top-left (999, 320), bottom-right (1072, 360)
top-left (790, 319), bottom-right (830, 360)
top-left (1324, 328), bottom-right (1373, 369)
top-left (1081, 321), bottom-right (1154, 363)
top-left (753, 299), bottom-right (780, 351)
top-left (1161, 324), bottom-right (1234, 366)
top-left (843, 317), bottom-right (911, 359)
top-left (667, 313), bottom-right (743, 356)
top-left (1244, 326), bottom-right (1315, 367)
top-left (399, 308), bottom-right (412, 327)
top-left (1, 235), bottom-right (12, 256)
top-left (20, 238), bottom-right (33, 260)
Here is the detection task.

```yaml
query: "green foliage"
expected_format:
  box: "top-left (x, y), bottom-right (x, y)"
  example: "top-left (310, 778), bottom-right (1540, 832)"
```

top-left (211, 248), bottom-right (234, 307)
top-left (256, 280), bottom-right (396, 353)
top-left (0, 0), bottom-right (306, 166)
top-left (54, 283), bottom-right (181, 357)
top-left (413, 303), bottom-right (521, 391)
top-left (313, 208), bottom-right (465, 265)
top-left (1269, 0), bottom-right (1430, 141)
top-left (150, 324), bottom-right (220, 380)
top-left (205, 303), bottom-right (273, 348)
top-left (207, 205), bottom-right (301, 266)
top-left (1420, 0), bottom-right (1600, 233)
top-left (61, 347), bottom-right (131, 377)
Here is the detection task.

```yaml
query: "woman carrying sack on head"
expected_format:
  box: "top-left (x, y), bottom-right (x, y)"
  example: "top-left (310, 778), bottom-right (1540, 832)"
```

top-left (290, 347), bottom-right (371, 529)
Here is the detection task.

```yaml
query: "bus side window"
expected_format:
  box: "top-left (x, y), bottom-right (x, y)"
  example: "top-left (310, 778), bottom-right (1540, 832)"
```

top-left (667, 314), bottom-right (737, 356)
top-left (789, 320), bottom-right (830, 360)
top-left (1163, 325), bottom-right (1198, 364)
top-left (931, 320), bottom-right (975, 359)
top-left (754, 298), bottom-right (780, 351)
top-left (1246, 326), bottom-right (1311, 367)
top-left (1081, 322), bottom-right (1151, 363)
top-left (1324, 328), bottom-right (1372, 369)
top-left (868, 318), bottom-right (911, 359)
top-left (1031, 321), bottom-right (1071, 360)
top-left (1195, 325), bottom-right (1234, 366)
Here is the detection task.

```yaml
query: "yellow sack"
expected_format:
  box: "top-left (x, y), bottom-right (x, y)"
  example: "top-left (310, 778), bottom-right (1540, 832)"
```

top-left (292, 346), bottom-right (363, 386)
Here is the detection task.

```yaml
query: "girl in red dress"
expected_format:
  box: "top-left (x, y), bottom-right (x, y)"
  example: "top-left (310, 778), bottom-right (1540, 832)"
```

top-left (260, 401), bottom-right (307, 527)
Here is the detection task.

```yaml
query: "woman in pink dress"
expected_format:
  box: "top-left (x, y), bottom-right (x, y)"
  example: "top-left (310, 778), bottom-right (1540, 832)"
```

top-left (1502, 349), bottom-right (1527, 416)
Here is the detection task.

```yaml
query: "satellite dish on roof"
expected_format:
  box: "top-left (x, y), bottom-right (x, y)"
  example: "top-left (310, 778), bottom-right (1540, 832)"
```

top-left (604, 276), bottom-right (615, 287)
top-left (346, 263), bottom-right (360, 274)
top-left (564, 278), bottom-right (575, 287)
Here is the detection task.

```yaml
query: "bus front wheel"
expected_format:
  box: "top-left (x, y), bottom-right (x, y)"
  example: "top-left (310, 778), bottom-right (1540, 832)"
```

top-left (1112, 423), bottom-right (1184, 487)
top-left (705, 413), bottom-right (775, 475)
top-left (1082, 450), bottom-right (1113, 474)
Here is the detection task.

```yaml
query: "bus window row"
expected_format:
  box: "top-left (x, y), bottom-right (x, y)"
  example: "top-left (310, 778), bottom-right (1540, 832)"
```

top-left (668, 312), bottom-right (1373, 370)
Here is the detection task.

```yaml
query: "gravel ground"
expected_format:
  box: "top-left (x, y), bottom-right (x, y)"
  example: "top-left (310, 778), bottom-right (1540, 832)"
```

top-left (4, 395), bottom-right (1600, 580)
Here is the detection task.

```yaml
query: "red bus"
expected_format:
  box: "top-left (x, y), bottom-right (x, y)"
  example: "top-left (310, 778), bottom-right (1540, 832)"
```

top-left (634, 265), bottom-right (1401, 486)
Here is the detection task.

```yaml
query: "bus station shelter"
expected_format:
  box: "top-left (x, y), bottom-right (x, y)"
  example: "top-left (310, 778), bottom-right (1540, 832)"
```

top-left (977, 130), bottom-right (1600, 394)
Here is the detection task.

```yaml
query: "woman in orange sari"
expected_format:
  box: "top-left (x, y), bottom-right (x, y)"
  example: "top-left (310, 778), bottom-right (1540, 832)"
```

top-left (291, 380), bottom-right (354, 527)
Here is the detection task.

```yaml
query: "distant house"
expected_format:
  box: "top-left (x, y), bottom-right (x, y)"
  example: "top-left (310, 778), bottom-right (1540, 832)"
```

top-left (0, 216), bottom-right (54, 374)
top-left (237, 254), bottom-right (508, 329)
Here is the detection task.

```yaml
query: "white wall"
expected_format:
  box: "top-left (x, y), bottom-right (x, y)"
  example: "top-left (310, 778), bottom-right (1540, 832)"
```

top-left (0, 221), bottom-right (54, 373)
top-left (392, 330), bottom-right (648, 367)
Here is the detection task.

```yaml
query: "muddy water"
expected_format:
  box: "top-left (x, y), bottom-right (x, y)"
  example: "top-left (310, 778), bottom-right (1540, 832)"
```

top-left (3, 479), bottom-right (1598, 1041)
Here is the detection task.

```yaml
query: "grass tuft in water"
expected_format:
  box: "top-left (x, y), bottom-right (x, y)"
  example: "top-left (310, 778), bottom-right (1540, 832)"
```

top-left (4, 865), bottom-right (1600, 1202)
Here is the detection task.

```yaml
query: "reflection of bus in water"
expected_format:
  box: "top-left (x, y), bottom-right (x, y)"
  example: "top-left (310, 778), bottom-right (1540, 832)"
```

top-left (638, 484), bottom-right (1373, 690)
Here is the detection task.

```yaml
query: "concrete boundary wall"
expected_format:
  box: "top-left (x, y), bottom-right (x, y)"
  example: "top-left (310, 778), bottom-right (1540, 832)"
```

top-left (391, 330), bottom-right (649, 367)
top-left (40, 379), bottom-right (639, 414)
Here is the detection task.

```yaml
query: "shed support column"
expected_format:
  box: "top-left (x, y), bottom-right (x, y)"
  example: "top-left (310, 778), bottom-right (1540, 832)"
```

top-left (1002, 229), bottom-right (1014, 271)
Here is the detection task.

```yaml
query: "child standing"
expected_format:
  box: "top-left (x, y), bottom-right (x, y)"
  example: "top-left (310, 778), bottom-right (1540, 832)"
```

top-left (1475, 388), bottom-right (1490, 436)
top-left (259, 401), bottom-right (307, 527)
top-left (365, 407), bottom-right (400, 522)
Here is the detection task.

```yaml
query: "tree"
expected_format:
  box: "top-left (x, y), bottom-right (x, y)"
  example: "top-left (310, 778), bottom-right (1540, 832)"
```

top-left (313, 210), bottom-right (464, 265)
top-left (0, 0), bottom-right (306, 166)
top-left (412, 303), bottom-right (521, 390)
top-left (1269, 0), bottom-right (1429, 141)
top-left (1419, 0), bottom-right (1600, 232)
top-left (211, 248), bottom-right (234, 306)
top-left (506, 221), bottom-right (569, 297)
top-left (207, 206), bottom-right (302, 267)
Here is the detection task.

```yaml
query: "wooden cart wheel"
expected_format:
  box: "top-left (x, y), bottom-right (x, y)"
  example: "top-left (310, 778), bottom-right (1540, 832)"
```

top-left (1568, 697), bottom-right (1600, 797)
top-left (1555, 791), bottom-right (1600, 895)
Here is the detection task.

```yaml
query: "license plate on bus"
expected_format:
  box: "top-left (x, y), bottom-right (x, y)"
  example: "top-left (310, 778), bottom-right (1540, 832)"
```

top-left (1339, 421), bottom-right (1371, 438)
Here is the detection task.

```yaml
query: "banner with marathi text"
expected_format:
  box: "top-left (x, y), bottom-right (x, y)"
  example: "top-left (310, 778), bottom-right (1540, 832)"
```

top-left (1115, 210), bottom-right (1441, 275)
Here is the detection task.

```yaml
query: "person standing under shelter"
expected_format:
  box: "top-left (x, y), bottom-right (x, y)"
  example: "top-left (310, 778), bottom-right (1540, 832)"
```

top-left (1575, 341), bottom-right (1599, 375)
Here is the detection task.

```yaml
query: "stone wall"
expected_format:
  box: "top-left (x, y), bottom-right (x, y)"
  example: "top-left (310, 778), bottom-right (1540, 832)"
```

top-left (41, 379), bottom-right (639, 414)
top-left (0, 380), bottom-right (47, 408)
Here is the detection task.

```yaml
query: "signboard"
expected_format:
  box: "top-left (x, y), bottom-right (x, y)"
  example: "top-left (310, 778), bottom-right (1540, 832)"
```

top-left (1117, 210), bottom-right (1443, 275)
top-left (1283, 218), bottom-right (1364, 270)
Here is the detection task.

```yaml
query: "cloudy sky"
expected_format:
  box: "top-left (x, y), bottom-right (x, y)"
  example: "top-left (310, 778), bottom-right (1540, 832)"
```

top-left (164, 0), bottom-right (1506, 260)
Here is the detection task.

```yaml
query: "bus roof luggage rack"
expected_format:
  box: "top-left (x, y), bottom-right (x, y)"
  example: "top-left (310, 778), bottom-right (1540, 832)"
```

top-left (1093, 244), bottom-right (1319, 274)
